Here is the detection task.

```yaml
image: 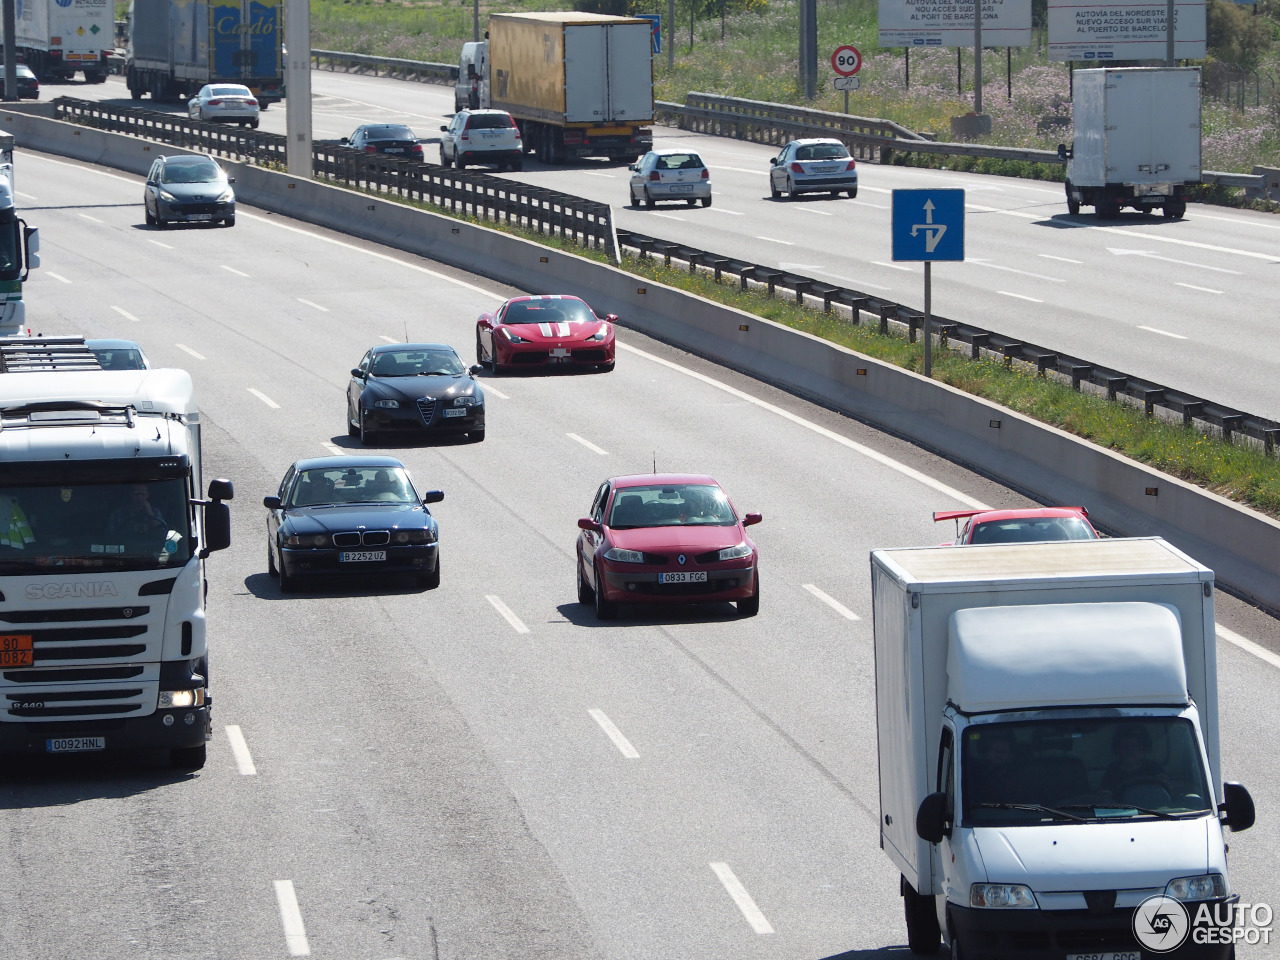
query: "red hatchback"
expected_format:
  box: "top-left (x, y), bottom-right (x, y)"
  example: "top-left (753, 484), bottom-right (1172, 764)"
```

top-left (576, 474), bottom-right (761, 619)
top-left (934, 506), bottom-right (1098, 545)
top-left (476, 295), bottom-right (616, 373)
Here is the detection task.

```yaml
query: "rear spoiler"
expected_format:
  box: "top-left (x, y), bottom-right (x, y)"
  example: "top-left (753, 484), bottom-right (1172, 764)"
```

top-left (932, 506), bottom-right (1088, 523)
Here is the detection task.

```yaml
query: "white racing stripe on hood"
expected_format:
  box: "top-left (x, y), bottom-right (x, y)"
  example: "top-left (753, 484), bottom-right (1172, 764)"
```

top-left (538, 323), bottom-right (553, 337)
top-left (558, 322), bottom-right (571, 337)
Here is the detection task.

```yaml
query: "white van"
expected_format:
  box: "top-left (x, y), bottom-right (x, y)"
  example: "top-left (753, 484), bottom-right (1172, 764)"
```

top-left (455, 41), bottom-right (488, 113)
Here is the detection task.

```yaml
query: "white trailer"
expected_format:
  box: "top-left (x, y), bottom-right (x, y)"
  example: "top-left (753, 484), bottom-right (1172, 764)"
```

top-left (0, 358), bottom-right (233, 768)
top-left (1061, 67), bottom-right (1201, 220)
top-left (1, 0), bottom-right (112, 83)
top-left (871, 538), bottom-right (1254, 959)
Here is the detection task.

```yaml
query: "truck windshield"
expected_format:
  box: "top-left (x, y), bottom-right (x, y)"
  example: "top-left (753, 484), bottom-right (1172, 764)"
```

top-left (0, 479), bottom-right (192, 572)
top-left (961, 717), bottom-right (1212, 825)
top-left (0, 216), bottom-right (21, 281)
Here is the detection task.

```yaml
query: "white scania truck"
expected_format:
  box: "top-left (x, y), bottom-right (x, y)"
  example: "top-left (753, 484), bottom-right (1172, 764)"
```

top-left (0, 342), bottom-right (232, 768)
top-left (871, 537), bottom-right (1255, 959)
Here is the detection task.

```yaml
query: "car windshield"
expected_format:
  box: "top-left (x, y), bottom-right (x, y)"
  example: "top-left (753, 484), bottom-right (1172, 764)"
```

top-left (0, 479), bottom-right (192, 572)
top-left (655, 153), bottom-right (704, 171)
top-left (288, 466), bottom-right (417, 506)
top-left (969, 517), bottom-right (1096, 544)
top-left (467, 113), bottom-right (515, 130)
top-left (607, 484), bottom-right (737, 528)
top-left (796, 143), bottom-right (849, 161)
top-left (90, 347), bottom-right (147, 370)
top-left (161, 161), bottom-right (224, 184)
top-left (502, 300), bottom-right (596, 325)
top-left (961, 717), bottom-right (1212, 826)
top-left (371, 349), bottom-right (463, 377)
top-left (366, 125), bottom-right (416, 140)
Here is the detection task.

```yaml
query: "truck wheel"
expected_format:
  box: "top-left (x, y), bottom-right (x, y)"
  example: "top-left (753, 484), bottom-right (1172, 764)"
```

top-left (170, 744), bottom-right (207, 770)
top-left (903, 879), bottom-right (941, 954)
top-left (1164, 200), bottom-right (1186, 219)
top-left (1097, 198), bottom-right (1120, 220)
top-left (1065, 180), bottom-right (1080, 215)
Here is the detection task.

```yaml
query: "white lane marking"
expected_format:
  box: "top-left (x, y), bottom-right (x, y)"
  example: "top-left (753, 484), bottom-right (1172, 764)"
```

top-left (16, 190), bottom-right (36, 200)
top-left (1175, 282), bottom-right (1223, 295)
top-left (802, 583), bottom-right (860, 620)
top-left (795, 207), bottom-right (834, 216)
top-left (297, 298), bottom-right (329, 312)
top-left (998, 291), bottom-right (1043, 303)
top-left (1137, 325), bottom-right (1187, 340)
top-left (225, 725), bottom-right (257, 775)
top-left (1107, 248), bottom-right (1242, 275)
top-left (619, 343), bottom-right (988, 509)
top-left (714, 166), bottom-right (765, 175)
top-left (1102, 228), bottom-right (1280, 263)
top-left (1040, 254), bottom-right (1084, 264)
top-left (175, 343), bottom-right (206, 360)
top-left (1195, 213), bottom-right (1280, 231)
top-left (588, 709), bottom-right (640, 759)
top-left (221, 265), bottom-right (249, 277)
top-left (966, 202), bottom-right (1043, 220)
top-left (273, 880), bottom-right (311, 956)
top-left (710, 863), bottom-right (774, 934)
top-left (706, 207), bottom-right (745, 215)
top-left (482, 383), bottom-right (509, 400)
top-left (78, 213), bottom-right (103, 224)
top-left (652, 213), bottom-right (687, 222)
top-left (1217, 624), bottom-right (1280, 671)
top-left (872, 261), bottom-right (914, 272)
top-left (378, 335), bottom-right (397, 343)
top-left (584, 171), bottom-right (615, 179)
top-left (858, 202), bottom-right (889, 209)
top-left (859, 185), bottom-right (893, 194)
top-left (812, 270), bottom-right (891, 290)
top-left (567, 432), bottom-right (608, 455)
top-left (46, 271), bottom-right (71, 284)
top-left (321, 442), bottom-right (343, 456)
top-left (968, 259), bottom-right (1064, 283)
top-left (485, 594), bottom-right (529, 634)
top-left (248, 388), bottom-right (280, 409)
top-left (111, 305), bottom-right (141, 323)
top-left (755, 235), bottom-right (794, 245)
top-left (148, 239), bottom-right (173, 250)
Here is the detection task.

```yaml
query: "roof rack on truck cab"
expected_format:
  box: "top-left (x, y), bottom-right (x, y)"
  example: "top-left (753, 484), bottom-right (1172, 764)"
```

top-left (0, 335), bottom-right (104, 372)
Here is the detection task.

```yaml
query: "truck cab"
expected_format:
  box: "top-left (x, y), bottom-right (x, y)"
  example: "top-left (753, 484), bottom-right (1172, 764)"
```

top-left (455, 40), bottom-right (488, 113)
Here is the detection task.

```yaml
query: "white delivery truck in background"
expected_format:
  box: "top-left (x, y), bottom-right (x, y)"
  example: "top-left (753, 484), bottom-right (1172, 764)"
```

top-left (1059, 67), bottom-right (1201, 221)
top-left (0, 341), bottom-right (233, 769)
top-left (871, 538), bottom-right (1254, 959)
top-left (0, 0), bottom-right (113, 83)
top-left (0, 131), bottom-right (40, 337)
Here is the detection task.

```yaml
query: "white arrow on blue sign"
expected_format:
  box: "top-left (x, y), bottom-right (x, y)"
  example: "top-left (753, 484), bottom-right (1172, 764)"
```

top-left (892, 189), bottom-right (965, 262)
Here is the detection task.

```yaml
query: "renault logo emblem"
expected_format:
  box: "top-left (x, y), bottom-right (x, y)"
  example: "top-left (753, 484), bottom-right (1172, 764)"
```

top-left (677, 554), bottom-right (686, 565)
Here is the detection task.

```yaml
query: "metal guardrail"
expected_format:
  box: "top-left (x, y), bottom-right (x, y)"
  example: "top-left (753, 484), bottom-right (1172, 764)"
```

top-left (311, 49), bottom-right (456, 85)
top-left (615, 227), bottom-right (1280, 454)
top-left (52, 98), bottom-right (616, 259)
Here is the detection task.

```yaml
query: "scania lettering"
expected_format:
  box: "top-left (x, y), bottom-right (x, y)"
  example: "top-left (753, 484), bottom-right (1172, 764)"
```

top-left (0, 355), bottom-right (233, 769)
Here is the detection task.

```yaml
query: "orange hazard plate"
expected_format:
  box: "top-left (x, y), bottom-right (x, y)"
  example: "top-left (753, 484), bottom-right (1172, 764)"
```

top-left (0, 634), bottom-right (33, 667)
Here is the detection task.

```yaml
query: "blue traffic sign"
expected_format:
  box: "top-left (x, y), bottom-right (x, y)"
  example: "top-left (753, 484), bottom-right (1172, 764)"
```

top-left (892, 189), bottom-right (965, 262)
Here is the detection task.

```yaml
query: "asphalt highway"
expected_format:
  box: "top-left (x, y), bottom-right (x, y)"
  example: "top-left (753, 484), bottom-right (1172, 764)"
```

top-left (1, 145), bottom-right (1276, 960)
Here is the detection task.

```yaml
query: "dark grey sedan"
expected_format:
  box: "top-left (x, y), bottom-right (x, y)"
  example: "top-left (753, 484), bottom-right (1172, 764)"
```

top-left (347, 342), bottom-right (485, 445)
top-left (143, 154), bottom-right (236, 228)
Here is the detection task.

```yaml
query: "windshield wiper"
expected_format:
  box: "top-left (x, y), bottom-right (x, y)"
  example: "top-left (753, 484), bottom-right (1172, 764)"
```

top-left (974, 802), bottom-right (1087, 822)
top-left (417, 370), bottom-right (458, 377)
top-left (1059, 803), bottom-right (1183, 821)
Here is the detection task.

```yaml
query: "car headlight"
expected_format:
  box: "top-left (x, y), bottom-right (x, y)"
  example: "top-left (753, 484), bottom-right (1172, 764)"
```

top-left (501, 328), bottom-right (529, 343)
top-left (452, 395), bottom-right (478, 407)
top-left (372, 399), bottom-right (400, 409)
top-left (392, 528), bottom-right (435, 544)
top-left (284, 534), bottom-right (329, 548)
top-left (217, 189), bottom-right (235, 203)
top-left (970, 884), bottom-right (1038, 909)
top-left (158, 189), bottom-right (178, 202)
top-left (604, 547), bottom-right (645, 563)
top-left (1165, 874), bottom-right (1228, 901)
top-left (159, 689), bottom-right (206, 708)
top-left (717, 542), bottom-right (752, 561)
top-left (588, 328), bottom-right (609, 342)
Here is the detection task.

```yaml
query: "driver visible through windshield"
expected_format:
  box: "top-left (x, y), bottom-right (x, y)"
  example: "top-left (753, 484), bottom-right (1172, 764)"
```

top-left (371, 350), bottom-right (464, 377)
top-left (607, 484), bottom-right (736, 528)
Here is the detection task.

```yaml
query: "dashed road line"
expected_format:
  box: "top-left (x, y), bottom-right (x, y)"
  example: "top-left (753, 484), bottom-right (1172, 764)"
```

top-left (710, 863), bottom-right (774, 934)
top-left (321, 442), bottom-right (343, 456)
top-left (175, 343), bottom-right (206, 360)
top-left (802, 583), bottom-right (860, 620)
top-left (1040, 254), bottom-right (1083, 264)
top-left (273, 880), bottom-right (311, 956)
top-left (221, 265), bottom-right (249, 277)
top-left (1175, 282), bottom-right (1222, 295)
top-left (872, 261), bottom-right (913, 272)
top-left (588, 709), bottom-right (640, 758)
top-left (297, 298), bottom-right (329, 312)
top-left (568, 432), bottom-right (608, 455)
top-left (486, 594), bottom-right (529, 634)
top-left (111, 305), bottom-right (141, 323)
top-left (1137, 325), bottom-right (1187, 340)
top-left (998, 291), bottom-right (1042, 303)
top-left (755, 236), bottom-right (794, 245)
top-left (78, 213), bottom-right (103, 224)
top-left (225, 725), bottom-right (257, 775)
top-left (46, 271), bottom-right (71, 283)
top-left (248, 388), bottom-right (280, 409)
top-left (148, 239), bottom-right (173, 250)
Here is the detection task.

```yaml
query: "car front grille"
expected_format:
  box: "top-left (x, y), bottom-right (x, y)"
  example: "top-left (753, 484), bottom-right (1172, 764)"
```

top-left (416, 398), bottom-right (437, 424)
top-left (332, 531), bottom-right (392, 548)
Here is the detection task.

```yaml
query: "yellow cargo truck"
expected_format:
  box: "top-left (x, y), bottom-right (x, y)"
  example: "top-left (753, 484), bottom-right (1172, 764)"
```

top-left (464, 12), bottom-right (654, 164)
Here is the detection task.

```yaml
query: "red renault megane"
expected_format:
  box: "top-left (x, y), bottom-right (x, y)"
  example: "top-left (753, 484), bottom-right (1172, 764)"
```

top-left (476, 294), bottom-right (616, 373)
top-left (576, 474), bottom-right (761, 619)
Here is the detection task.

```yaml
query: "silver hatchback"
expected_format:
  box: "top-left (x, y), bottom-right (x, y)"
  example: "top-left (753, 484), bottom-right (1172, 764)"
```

top-left (769, 138), bottom-right (858, 200)
top-left (628, 150), bottom-right (712, 208)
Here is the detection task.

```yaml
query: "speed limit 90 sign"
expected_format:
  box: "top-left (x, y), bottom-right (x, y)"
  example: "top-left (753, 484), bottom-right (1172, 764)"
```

top-left (831, 45), bottom-right (861, 77)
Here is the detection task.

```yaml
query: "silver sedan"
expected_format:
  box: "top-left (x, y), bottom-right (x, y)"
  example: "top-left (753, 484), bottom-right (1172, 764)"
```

top-left (769, 138), bottom-right (858, 200)
top-left (628, 149), bottom-right (712, 208)
top-left (188, 84), bottom-right (260, 128)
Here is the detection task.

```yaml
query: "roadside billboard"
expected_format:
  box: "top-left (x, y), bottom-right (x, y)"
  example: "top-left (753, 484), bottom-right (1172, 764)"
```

top-left (1047, 0), bottom-right (1206, 60)
top-left (879, 0), bottom-right (1033, 48)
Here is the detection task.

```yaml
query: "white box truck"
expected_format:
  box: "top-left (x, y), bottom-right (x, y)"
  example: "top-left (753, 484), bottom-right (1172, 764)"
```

top-left (1060, 67), bottom-right (1201, 221)
top-left (0, 0), bottom-right (113, 83)
top-left (871, 538), bottom-right (1255, 959)
top-left (0, 346), bottom-right (233, 769)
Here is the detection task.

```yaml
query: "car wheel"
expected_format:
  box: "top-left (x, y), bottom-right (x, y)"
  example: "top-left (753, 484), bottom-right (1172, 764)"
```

top-left (847, 188), bottom-right (858, 199)
top-left (145, 207), bottom-right (155, 225)
top-left (222, 215), bottom-right (235, 227)
top-left (359, 413), bottom-right (376, 447)
top-left (469, 427), bottom-right (485, 442)
top-left (770, 179), bottom-right (780, 199)
top-left (598, 362), bottom-right (615, 373)
top-left (577, 554), bottom-right (594, 604)
top-left (250, 119), bottom-right (259, 129)
top-left (686, 198), bottom-right (696, 207)
top-left (156, 216), bottom-right (168, 229)
top-left (170, 744), bottom-right (207, 770)
top-left (701, 196), bottom-right (712, 208)
top-left (420, 556), bottom-right (441, 590)
top-left (278, 559), bottom-right (297, 594)
top-left (440, 147), bottom-right (449, 166)
top-left (643, 188), bottom-right (655, 209)
top-left (267, 538), bottom-right (278, 576)
top-left (787, 178), bottom-right (797, 200)
top-left (454, 154), bottom-right (465, 170)
top-left (475, 332), bottom-right (486, 366)
top-left (829, 189), bottom-right (840, 197)
top-left (513, 161), bottom-right (523, 172)
top-left (737, 577), bottom-right (760, 617)
top-left (593, 563), bottom-right (617, 620)
top-left (347, 402), bottom-right (359, 437)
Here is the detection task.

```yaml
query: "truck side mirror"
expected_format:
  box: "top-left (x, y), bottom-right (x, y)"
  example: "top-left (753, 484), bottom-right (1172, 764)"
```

top-left (467, 64), bottom-right (477, 79)
top-left (202, 500), bottom-right (231, 555)
top-left (208, 478), bottom-right (235, 501)
top-left (1057, 143), bottom-right (1070, 161)
top-left (916, 792), bottom-right (949, 844)
top-left (1219, 781), bottom-right (1255, 832)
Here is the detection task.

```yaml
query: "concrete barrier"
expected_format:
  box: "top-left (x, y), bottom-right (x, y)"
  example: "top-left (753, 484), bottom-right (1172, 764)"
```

top-left (8, 109), bottom-right (1280, 612)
